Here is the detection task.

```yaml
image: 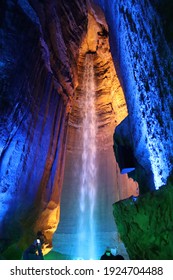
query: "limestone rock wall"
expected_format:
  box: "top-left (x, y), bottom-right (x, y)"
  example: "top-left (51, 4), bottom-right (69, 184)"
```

top-left (0, 0), bottom-right (87, 258)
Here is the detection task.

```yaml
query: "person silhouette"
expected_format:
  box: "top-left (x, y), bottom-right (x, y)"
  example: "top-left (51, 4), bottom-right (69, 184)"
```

top-left (22, 239), bottom-right (44, 260)
top-left (100, 248), bottom-right (124, 260)
top-left (22, 232), bottom-right (45, 260)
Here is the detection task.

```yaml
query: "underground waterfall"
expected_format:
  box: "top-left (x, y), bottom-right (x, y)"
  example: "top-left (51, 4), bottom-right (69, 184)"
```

top-left (52, 50), bottom-right (131, 260)
top-left (77, 54), bottom-right (97, 259)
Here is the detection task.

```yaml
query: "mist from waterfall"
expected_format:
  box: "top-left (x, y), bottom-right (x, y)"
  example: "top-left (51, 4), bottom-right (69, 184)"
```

top-left (77, 54), bottom-right (97, 259)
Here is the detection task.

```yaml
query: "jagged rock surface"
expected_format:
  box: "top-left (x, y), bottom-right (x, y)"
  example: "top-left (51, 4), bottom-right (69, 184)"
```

top-left (113, 116), bottom-right (154, 194)
top-left (94, 0), bottom-right (173, 260)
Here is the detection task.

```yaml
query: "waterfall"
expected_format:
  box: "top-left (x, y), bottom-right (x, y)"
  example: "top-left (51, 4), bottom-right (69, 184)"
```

top-left (53, 53), bottom-right (129, 260)
top-left (77, 54), bottom-right (97, 259)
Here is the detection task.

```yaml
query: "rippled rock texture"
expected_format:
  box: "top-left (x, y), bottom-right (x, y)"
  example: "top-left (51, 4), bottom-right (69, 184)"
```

top-left (0, 0), bottom-right (139, 259)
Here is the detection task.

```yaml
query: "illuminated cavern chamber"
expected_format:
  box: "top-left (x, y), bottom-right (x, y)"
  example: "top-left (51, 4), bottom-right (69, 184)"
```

top-left (0, 0), bottom-right (173, 260)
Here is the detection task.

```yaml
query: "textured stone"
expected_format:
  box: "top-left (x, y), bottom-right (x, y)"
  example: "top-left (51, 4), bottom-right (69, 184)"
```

top-left (69, 6), bottom-right (128, 129)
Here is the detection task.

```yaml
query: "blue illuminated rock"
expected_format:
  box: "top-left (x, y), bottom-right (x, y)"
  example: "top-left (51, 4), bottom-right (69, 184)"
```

top-left (94, 0), bottom-right (173, 190)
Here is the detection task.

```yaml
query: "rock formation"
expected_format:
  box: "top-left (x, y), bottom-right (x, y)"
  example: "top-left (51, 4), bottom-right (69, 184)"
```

top-left (0, 0), bottom-right (139, 259)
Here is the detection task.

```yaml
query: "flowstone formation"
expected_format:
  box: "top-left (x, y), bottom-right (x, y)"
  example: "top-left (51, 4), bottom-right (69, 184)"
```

top-left (0, 0), bottom-right (138, 260)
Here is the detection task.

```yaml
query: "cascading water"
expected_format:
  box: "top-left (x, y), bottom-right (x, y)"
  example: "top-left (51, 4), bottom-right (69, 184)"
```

top-left (53, 53), bottom-right (129, 261)
top-left (77, 54), bottom-right (97, 259)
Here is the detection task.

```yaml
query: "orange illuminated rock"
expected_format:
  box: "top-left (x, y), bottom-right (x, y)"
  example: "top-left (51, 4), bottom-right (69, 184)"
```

top-left (70, 10), bottom-right (128, 129)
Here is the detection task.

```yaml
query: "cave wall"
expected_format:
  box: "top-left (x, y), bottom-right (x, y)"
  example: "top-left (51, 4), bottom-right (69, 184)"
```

top-left (0, 0), bottom-right (87, 258)
top-left (93, 0), bottom-right (173, 191)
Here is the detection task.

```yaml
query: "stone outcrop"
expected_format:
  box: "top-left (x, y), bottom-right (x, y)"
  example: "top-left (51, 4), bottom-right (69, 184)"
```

top-left (113, 116), bottom-right (154, 194)
top-left (69, 6), bottom-right (128, 129)
top-left (113, 176), bottom-right (173, 259)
